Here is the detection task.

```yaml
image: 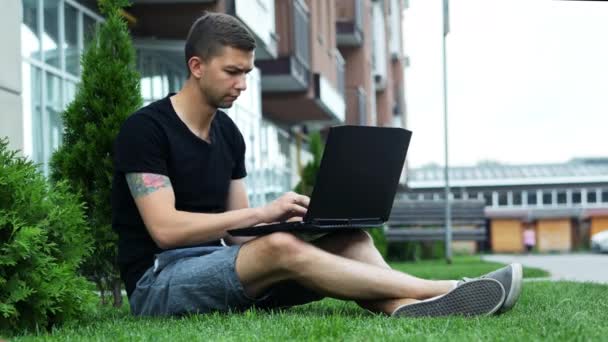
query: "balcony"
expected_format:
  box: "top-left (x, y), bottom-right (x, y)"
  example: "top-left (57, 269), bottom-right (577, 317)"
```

top-left (336, 0), bottom-right (364, 47)
top-left (372, 0), bottom-right (387, 91)
top-left (256, 0), bottom-right (310, 91)
top-left (388, 0), bottom-right (403, 60)
top-left (345, 86), bottom-right (367, 125)
top-left (226, 0), bottom-right (278, 60)
top-left (129, 1), bottom-right (221, 40)
top-left (312, 50), bottom-right (346, 123)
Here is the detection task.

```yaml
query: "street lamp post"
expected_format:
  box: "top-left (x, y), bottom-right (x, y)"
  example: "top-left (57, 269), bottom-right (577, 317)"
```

top-left (442, 0), bottom-right (453, 264)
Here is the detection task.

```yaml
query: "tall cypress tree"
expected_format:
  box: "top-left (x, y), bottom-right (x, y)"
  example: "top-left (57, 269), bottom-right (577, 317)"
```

top-left (50, 0), bottom-right (142, 307)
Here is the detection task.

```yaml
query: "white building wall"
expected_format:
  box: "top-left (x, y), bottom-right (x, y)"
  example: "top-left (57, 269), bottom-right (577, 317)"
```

top-left (0, 1), bottom-right (24, 154)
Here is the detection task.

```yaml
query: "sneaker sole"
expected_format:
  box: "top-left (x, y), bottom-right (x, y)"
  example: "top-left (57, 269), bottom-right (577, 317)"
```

top-left (500, 263), bottom-right (523, 313)
top-left (392, 279), bottom-right (505, 318)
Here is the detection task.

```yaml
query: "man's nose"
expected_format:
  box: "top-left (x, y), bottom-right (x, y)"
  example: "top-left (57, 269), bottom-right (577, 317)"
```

top-left (235, 74), bottom-right (247, 91)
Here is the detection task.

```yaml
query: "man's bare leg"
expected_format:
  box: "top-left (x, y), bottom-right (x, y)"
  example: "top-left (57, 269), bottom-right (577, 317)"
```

top-left (236, 232), bottom-right (455, 315)
top-left (312, 230), bottom-right (446, 314)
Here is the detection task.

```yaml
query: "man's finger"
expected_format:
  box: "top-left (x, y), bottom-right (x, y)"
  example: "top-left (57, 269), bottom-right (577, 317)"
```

top-left (290, 204), bottom-right (307, 216)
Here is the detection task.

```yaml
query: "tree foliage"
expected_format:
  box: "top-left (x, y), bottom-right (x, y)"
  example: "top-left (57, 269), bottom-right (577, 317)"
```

top-left (0, 138), bottom-right (96, 334)
top-left (50, 0), bottom-right (142, 307)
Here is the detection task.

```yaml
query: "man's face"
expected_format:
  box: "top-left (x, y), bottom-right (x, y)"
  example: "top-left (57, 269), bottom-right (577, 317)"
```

top-left (194, 46), bottom-right (254, 109)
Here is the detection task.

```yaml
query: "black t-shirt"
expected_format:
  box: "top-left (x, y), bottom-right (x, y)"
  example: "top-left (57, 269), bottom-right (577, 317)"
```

top-left (112, 94), bottom-right (247, 296)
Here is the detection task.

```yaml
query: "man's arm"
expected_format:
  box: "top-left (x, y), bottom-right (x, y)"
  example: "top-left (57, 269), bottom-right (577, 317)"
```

top-left (126, 173), bottom-right (309, 249)
top-left (223, 178), bottom-right (256, 245)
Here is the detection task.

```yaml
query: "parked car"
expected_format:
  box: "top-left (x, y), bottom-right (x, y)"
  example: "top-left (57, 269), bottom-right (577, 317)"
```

top-left (591, 230), bottom-right (608, 253)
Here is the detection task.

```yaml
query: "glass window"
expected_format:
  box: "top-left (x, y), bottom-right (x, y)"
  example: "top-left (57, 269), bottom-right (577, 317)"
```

top-left (602, 190), bottom-right (608, 203)
top-left (483, 193), bottom-right (492, 205)
top-left (513, 192), bottom-right (522, 206)
top-left (542, 192), bottom-right (552, 205)
top-left (83, 14), bottom-right (97, 50)
top-left (572, 191), bottom-right (582, 204)
top-left (21, 0), bottom-right (103, 175)
top-left (64, 80), bottom-right (77, 106)
top-left (22, 63), bottom-right (43, 163)
top-left (528, 192), bottom-right (537, 205)
top-left (588, 191), bottom-right (597, 204)
top-left (557, 191), bottom-right (567, 204)
top-left (64, 4), bottom-right (80, 75)
top-left (22, 0), bottom-right (41, 60)
top-left (43, 0), bottom-right (61, 68)
top-left (498, 193), bottom-right (508, 206)
top-left (46, 72), bottom-right (63, 153)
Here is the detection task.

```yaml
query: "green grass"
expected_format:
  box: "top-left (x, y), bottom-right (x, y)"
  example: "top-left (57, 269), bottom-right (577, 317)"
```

top-left (389, 255), bottom-right (550, 280)
top-left (10, 256), bottom-right (607, 341)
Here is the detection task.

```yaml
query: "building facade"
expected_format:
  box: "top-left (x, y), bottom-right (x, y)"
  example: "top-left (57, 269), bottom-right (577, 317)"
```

top-left (1, 0), bottom-right (409, 207)
top-left (406, 159), bottom-right (608, 252)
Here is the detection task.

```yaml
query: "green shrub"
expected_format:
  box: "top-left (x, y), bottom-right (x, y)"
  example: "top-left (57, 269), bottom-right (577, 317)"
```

top-left (50, 0), bottom-right (142, 307)
top-left (387, 241), bottom-right (446, 262)
top-left (0, 138), bottom-right (96, 334)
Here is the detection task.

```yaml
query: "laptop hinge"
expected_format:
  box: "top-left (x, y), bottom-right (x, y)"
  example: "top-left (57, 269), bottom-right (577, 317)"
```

top-left (310, 218), bottom-right (384, 226)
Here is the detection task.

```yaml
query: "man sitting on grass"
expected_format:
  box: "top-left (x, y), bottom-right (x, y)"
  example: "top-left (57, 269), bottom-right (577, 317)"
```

top-left (112, 12), bottom-right (523, 318)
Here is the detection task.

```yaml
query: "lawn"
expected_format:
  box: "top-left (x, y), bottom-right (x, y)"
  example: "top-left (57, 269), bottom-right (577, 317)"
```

top-left (10, 256), bottom-right (608, 341)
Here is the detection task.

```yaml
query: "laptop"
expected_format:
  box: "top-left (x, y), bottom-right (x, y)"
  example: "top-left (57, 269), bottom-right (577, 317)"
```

top-left (228, 125), bottom-right (412, 236)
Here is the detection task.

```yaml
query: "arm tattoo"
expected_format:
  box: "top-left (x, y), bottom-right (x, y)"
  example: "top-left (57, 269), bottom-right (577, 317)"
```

top-left (126, 173), bottom-right (172, 199)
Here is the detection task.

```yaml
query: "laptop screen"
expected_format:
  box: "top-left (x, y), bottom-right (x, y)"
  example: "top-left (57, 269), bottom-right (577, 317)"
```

top-left (304, 126), bottom-right (412, 223)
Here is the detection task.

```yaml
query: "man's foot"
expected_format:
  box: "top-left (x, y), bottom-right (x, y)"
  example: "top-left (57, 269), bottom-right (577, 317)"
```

top-left (459, 263), bottom-right (523, 314)
top-left (391, 278), bottom-right (505, 318)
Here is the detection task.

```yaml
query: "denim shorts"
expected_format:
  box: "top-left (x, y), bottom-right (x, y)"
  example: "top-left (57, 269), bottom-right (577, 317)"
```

top-left (129, 245), bottom-right (324, 316)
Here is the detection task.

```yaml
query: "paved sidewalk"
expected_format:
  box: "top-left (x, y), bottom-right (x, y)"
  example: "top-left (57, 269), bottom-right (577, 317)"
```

top-left (482, 253), bottom-right (608, 284)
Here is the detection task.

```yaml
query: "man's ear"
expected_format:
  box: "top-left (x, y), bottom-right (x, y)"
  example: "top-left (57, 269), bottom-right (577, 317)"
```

top-left (188, 56), bottom-right (205, 79)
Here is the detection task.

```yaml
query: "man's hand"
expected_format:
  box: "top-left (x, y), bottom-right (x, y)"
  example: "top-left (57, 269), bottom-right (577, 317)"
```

top-left (259, 191), bottom-right (310, 223)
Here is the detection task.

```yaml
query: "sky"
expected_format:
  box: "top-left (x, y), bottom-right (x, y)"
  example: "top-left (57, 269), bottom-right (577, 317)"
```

top-left (402, 0), bottom-right (608, 168)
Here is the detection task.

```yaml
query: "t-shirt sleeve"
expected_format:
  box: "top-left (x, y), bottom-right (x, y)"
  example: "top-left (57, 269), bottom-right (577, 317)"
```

top-left (232, 126), bottom-right (247, 180)
top-left (114, 113), bottom-right (168, 176)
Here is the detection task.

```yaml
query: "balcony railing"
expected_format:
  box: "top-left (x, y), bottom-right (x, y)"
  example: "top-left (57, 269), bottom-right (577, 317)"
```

top-left (357, 86), bottom-right (367, 125)
top-left (336, 0), bottom-right (364, 46)
top-left (335, 49), bottom-right (345, 98)
top-left (293, 0), bottom-right (310, 79)
top-left (346, 86), bottom-right (367, 125)
top-left (257, 0), bottom-right (310, 92)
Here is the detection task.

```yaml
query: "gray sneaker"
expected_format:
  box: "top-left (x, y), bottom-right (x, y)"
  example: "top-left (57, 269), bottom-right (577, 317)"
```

top-left (391, 278), bottom-right (505, 318)
top-left (459, 263), bottom-right (523, 313)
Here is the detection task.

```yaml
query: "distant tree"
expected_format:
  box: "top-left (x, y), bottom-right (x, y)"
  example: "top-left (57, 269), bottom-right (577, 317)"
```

top-left (50, 0), bottom-right (142, 307)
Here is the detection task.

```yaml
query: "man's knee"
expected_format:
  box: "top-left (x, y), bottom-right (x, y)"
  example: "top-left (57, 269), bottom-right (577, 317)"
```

top-left (258, 232), bottom-right (310, 269)
top-left (352, 229), bottom-right (375, 246)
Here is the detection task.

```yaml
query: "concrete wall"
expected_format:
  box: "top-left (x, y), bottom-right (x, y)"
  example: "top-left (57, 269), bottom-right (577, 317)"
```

top-left (0, 1), bottom-right (23, 154)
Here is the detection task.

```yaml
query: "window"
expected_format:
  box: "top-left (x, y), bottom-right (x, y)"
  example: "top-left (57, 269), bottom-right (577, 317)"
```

top-left (513, 192), bottom-right (522, 206)
top-left (527, 192), bottom-right (537, 205)
top-left (588, 191), bottom-right (597, 204)
top-left (542, 192), bottom-right (552, 205)
top-left (483, 193), bottom-right (492, 206)
top-left (21, 0), bottom-right (103, 175)
top-left (572, 191), bottom-right (582, 204)
top-left (557, 191), bottom-right (567, 205)
top-left (498, 193), bottom-right (508, 206)
top-left (137, 50), bottom-right (186, 105)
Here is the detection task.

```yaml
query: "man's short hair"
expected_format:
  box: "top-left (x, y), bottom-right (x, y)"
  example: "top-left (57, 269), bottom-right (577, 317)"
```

top-left (185, 12), bottom-right (256, 71)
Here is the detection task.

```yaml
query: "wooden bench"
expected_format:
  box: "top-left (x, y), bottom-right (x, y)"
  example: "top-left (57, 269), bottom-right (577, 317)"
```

top-left (385, 199), bottom-right (487, 242)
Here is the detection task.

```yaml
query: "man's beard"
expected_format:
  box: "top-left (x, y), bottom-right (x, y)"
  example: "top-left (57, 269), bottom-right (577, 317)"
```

top-left (206, 90), bottom-right (234, 109)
